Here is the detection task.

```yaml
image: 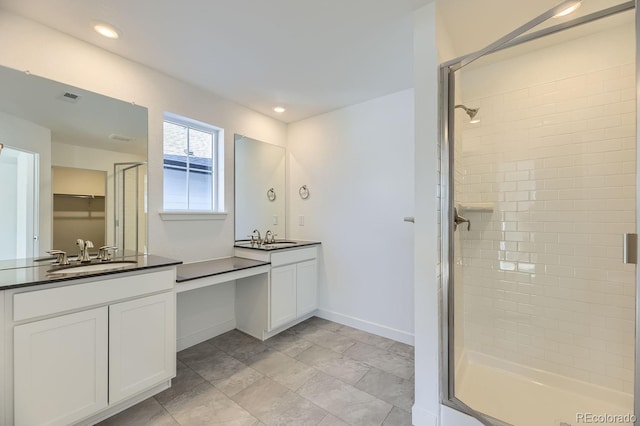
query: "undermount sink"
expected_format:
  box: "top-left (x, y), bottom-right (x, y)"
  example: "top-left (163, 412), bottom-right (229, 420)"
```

top-left (47, 261), bottom-right (138, 275)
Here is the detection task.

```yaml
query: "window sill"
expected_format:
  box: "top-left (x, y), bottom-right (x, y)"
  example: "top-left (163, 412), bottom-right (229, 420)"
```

top-left (159, 211), bottom-right (228, 221)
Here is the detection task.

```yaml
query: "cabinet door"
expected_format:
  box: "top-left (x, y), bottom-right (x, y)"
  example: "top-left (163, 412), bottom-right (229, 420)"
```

top-left (109, 291), bottom-right (176, 404)
top-left (296, 259), bottom-right (318, 317)
top-left (270, 264), bottom-right (297, 330)
top-left (14, 307), bottom-right (108, 426)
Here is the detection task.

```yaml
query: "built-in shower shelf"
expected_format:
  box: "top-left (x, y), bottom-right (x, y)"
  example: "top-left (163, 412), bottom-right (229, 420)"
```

top-left (458, 203), bottom-right (494, 213)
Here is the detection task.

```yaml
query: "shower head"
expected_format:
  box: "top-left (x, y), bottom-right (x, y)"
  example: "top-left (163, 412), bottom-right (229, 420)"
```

top-left (455, 104), bottom-right (480, 123)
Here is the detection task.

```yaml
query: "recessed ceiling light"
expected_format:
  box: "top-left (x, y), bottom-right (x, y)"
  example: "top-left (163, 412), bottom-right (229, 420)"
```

top-left (93, 22), bottom-right (120, 39)
top-left (554, 1), bottom-right (581, 18)
top-left (273, 106), bottom-right (286, 113)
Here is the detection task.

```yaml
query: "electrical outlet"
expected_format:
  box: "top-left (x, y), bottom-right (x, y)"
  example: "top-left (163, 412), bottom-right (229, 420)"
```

top-left (273, 215), bottom-right (278, 225)
top-left (298, 215), bottom-right (304, 226)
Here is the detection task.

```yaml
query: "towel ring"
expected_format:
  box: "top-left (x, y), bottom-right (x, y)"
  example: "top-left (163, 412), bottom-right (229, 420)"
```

top-left (267, 188), bottom-right (276, 201)
top-left (299, 185), bottom-right (310, 200)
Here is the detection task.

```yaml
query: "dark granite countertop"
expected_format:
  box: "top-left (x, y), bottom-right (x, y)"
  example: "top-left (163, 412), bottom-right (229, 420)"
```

top-left (234, 240), bottom-right (321, 251)
top-left (176, 257), bottom-right (270, 283)
top-left (0, 254), bottom-right (182, 290)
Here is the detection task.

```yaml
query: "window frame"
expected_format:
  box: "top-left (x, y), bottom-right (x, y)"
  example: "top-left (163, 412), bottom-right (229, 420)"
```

top-left (161, 112), bottom-right (225, 219)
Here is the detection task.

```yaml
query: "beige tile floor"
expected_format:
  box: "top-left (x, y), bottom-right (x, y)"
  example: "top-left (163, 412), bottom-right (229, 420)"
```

top-left (98, 317), bottom-right (414, 426)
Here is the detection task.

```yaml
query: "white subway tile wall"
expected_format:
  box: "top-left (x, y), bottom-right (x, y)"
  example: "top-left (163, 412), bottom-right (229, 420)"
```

top-left (456, 60), bottom-right (636, 394)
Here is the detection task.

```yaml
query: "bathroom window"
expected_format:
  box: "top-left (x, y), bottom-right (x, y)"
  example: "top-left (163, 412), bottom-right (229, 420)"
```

top-left (162, 112), bottom-right (224, 214)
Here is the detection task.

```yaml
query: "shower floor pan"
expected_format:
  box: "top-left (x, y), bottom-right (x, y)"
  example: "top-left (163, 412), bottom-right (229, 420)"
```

top-left (456, 351), bottom-right (634, 426)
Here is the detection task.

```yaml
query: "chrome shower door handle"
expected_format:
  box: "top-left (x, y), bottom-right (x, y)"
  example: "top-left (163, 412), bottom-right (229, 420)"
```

top-left (454, 208), bottom-right (470, 231)
top-left (623, 233), bottom-right (637, 264)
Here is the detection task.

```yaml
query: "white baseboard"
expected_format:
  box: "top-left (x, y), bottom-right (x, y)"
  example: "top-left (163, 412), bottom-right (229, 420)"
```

top-left (411, 404), bottom-right (439, 426)
top-left (176, 319), bottom-right (236, 351)
top-left (315, 308), bottom-right (414, 345)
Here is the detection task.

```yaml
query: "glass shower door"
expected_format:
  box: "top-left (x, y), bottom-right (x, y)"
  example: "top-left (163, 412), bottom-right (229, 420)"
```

top-left (442, 2), bottom-right (637, 425)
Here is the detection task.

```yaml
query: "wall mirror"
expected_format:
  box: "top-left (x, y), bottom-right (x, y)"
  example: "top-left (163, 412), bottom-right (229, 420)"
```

top-left (0, 65), bottom-right (148, 262)
top-left (234, 135), bottom-right (285, 241)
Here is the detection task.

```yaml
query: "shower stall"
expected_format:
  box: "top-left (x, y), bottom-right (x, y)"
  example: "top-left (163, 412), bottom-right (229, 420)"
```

top-left (440, 1), bottom-right (638, 425)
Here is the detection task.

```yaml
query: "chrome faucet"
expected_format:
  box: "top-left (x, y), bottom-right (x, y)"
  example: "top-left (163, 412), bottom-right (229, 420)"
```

top-left (264, 230), bottom-right (276, 244)
top-left (250, 229), bottom-right (262, 246)
top-left (76, 239), bottom-right (94, 262)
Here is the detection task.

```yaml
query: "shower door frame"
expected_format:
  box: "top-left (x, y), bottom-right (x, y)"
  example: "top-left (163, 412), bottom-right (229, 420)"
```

top-left (113, 161), bottom-right (147, 255)
top-left (438, 1), bottom-right (639, 425)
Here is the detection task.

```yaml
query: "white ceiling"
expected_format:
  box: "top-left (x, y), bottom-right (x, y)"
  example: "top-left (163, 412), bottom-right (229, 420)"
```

top-left (2, 0), bottom-right (630, 123)
top-left (0, 0), bottom-right (432, 123)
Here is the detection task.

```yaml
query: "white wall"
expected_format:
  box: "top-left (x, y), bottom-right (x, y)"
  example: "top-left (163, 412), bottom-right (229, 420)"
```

top-left (0, 10), bottom-right (287, 346)
top-left (413, 2), bottom-right (487, 425)
top-left (288, 89), bottom-right (415, 343)
top-left (412, 3), bottom-right (443, 426)
top-left (0, 111), bottom-right (52, 257)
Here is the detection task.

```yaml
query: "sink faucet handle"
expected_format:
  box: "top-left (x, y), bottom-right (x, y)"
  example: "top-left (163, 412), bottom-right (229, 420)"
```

top-left (47, 249), bottom-right (69, 266)
top-left (98, 245), bottom-right (118, 261)
top-left (251, 229), bottom-right (262, 246)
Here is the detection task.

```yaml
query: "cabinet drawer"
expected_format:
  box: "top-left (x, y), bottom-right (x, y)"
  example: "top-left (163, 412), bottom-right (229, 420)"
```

top-left (270, 247), bottom-right (317, 267)
top-left (13, 268), bottom-right (175, 322)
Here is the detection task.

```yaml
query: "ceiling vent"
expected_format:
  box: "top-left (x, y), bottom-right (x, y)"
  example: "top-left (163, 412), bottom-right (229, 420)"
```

top-left (58, 91), bottom-right (81, 103)
top-left (109, 133), bottom-right (135, 142)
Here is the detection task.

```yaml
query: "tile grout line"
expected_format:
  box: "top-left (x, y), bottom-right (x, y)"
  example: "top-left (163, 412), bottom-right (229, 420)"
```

top-left (161, 403), bottom-right (182, 426)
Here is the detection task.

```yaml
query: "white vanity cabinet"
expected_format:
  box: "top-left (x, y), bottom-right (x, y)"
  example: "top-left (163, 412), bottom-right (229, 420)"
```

top-left (271, 258), bottom-right (319, 327)
top-left (270, 264), bottom-right (298, 329)
top-left (108, 291), bottom-right (175, 405)
top-left (14, 307), bottom-right (109, 426)
top-left (235, 245), bottom-right (318, 340)
top-left (4, 266), bottom-right (177, 426)
top-left (295, 259), bottom-right (318, 317)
